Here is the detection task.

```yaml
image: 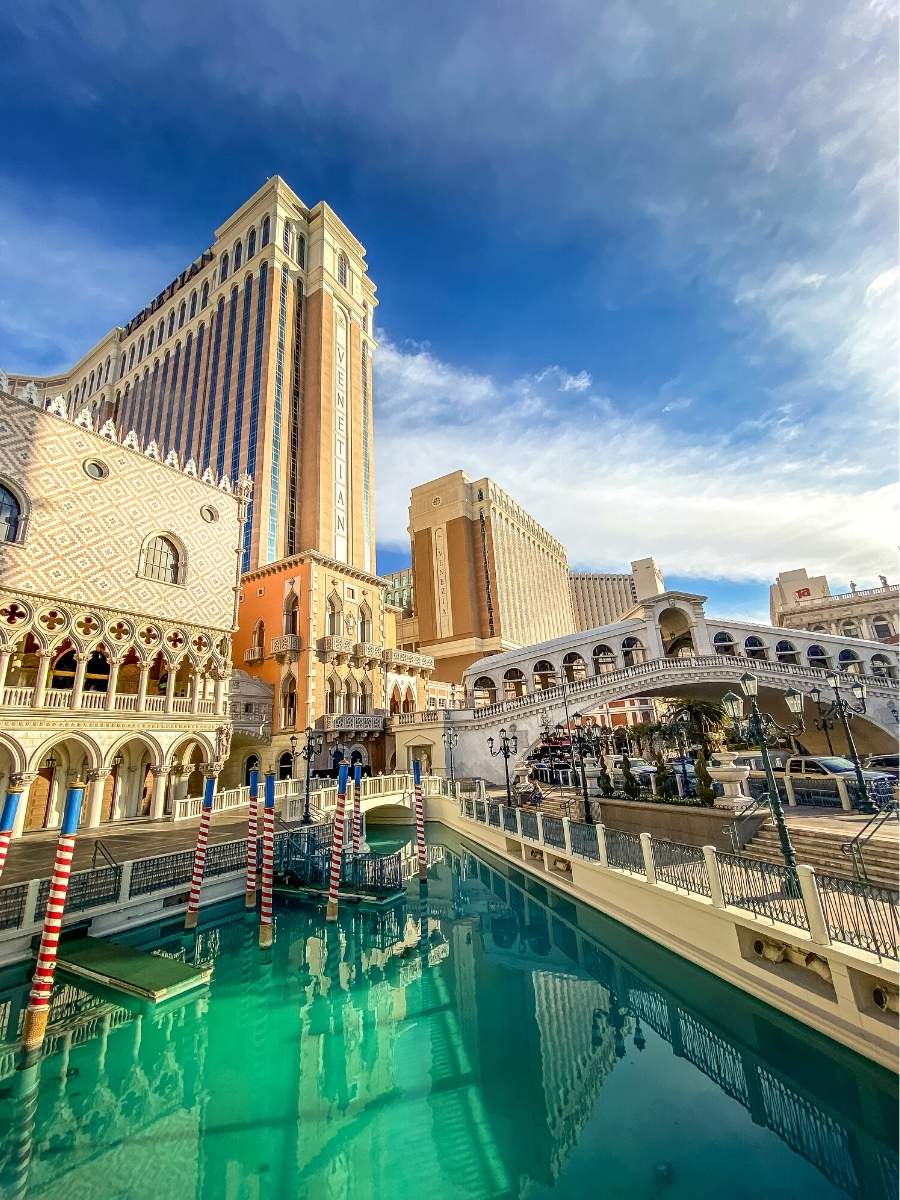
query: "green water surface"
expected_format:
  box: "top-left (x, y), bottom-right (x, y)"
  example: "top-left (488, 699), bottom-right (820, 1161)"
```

top-left (0, 825), bottom-right (896, 1199)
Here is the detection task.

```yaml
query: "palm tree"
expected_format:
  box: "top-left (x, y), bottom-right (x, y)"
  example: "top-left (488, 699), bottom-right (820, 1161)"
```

top-left (662, 699), bottom-right (727, 755)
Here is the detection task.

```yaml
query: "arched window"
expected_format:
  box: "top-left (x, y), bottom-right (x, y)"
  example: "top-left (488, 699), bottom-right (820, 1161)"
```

top-left (473, 676), bottom-right (498, 707)
top-left (119, 355), bottom-right (126, 377)
top-left (337, 252), bottom-right (349, 288)
top-left (282, 221), bottom-right (291, 253)
top-left (137, 336), bottom-right (144, 362)
top-left (807, 644), bottom-right (831, 671)
top-left (50, 649), bottom-right (77, 690)
top-left (871, 615), bottom-right (894, 641)
top-left (244, 754), bottom-right (260, 786)
top-left (327, 594), bottom-right (342, 637)
top-left (562, 652), bottom-right (587, 683)
top-left (326, 675), bottom-right (341, 714)
top-left (278, 751), bottom-right (293, 781)
top-left (284, 595), bottom-right (299, 636)
top-left (178, 301), bottom-right (186, 328)
top-left (744, 635), bottom-right (768, 661)
top-left (296, 235), bottom-right (306, 269)
top-left (533, 660), bottom-right (557, 691)
top-left (0, 482), bottom-right (23, 543)
top-left (220, 252), bottom-right (229, 283)
top-left (252, 620), bottom-right (265, 651)
top-left (189, 290), bottom-right (197, 319)
top-left (592, 644), bottom-right (616, 674)
top-left (141, 535), bottom-right (182, 584)
top-left (871, 654), bottom-right (896, 680)
top-left (88, 370), bottom-right (95, 393)
top-left (840, 620), bottom-right (860, 639)
top-left (776, 640), bottom-right (799, 665)
top-left (261, 216), bottom-right (270, 246)
top-left (127, 347), bottom-right (135, 371)
top-left (713, 632), bottom-right (736, 656)
top-left (233, 240), bottom-right (242, 270)
top-left (247, 227), bottom-right (256, 258)
top-left (359, 681), bottom-right (373, 714)
top-left (621, 636), bottom-right (645, 667)
top-left (166, 311), bottom-right (175, 339)
top-left (83, 648), bottom-right (111, 693)
top-left (503, 668), bottom-right (527, 700)
top-left (147, 328), bottom-right (155, 354)
top-left (344, 677), bottom-right (357, 715)
top-left (104, 357), bottom-right (111, 382)
top-left (201, 281), bottom-right (210, 310)
top-left (281, 677), bottom-right (297, 728)
top-left (358, 604), bottom-right (372, 644)
top-left (838, 648), bottom-right (861, 674)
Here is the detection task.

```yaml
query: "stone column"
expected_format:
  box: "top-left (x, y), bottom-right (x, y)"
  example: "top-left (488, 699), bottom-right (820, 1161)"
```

top-left (213, 673), bottom-right (227, 715)
top-left (0, 647), bottom-right (11, 694)
top-left (136, 662), bottom-right (150, 712)
top-left (104, 658), bottom-right (121, 712)
top-left (164, 660), bottom-right (179, 714)
top-left (32, 652), bottom-right (52, 708)
top-left (8, 773), bottom-right (36, 841)
top-left (190, 669), bottom-right (202, 714)
top-left (84, 768), bottom-right (112, 828)
top-left (149, 766), bottom-right (171, 820)
top-left (70, 652), bottom-right (89, 709)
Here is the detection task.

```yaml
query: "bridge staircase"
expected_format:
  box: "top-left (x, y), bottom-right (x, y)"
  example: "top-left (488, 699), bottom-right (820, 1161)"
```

top-left (742, 820), bottom-right (899, 888)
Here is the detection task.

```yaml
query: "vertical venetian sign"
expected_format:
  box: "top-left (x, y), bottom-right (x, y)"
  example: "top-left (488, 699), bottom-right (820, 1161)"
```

top-left (334, 307), bottom-right (350, 562)
top-left (432, 525), bottom-right (453, 638)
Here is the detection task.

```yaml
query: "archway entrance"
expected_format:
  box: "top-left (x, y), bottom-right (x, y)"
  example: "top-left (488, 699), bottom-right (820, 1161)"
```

top-left (658, 607), bottom-right (694, 657)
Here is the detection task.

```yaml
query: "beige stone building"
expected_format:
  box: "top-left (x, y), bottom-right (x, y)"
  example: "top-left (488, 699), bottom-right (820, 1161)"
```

top-left (391, 471), bottom-right (574, 682)
top-left (570, 557), bottom-right (666, 630)
top-left (770, 568), bottom-right (898, 643)
top-left (0, 385), bottom-right (249, 836)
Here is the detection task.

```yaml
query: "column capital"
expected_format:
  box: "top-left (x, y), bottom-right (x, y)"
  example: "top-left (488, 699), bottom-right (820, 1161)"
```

top-left (9, 773), bottom-right (37, 788)
top-left (150, 765), bottom-right (170, 778)
top-left (86, 768), bottom-right (112, 782)
top-left (75, 652), bottom-right (91, 663)
top-left (201, 764), bottom-right (220, 778)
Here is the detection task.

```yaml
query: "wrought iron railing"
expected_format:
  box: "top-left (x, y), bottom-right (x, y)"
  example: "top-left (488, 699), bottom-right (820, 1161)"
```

top-left (569, 821), bottom-right (600, 860)
top-left (487, 802), bottom-right (502, 828)
top-left (815, 872), bottom-right (899, 960)
top-left (474, 799), bottom-right (486, 823)
top-left (36, 865), bottom-right (122, 918)
top-left (520, 810), bottom-right (539, 840)
top-left (651, 838), bottom-right (711, 897)
top-left (717, 852), bottom-right (808, 932)
top-left (129, 850), bottom-right (195, 897)
top-left (503, 806), bottom-right (518, 834)
top-left (541, 814), bottom-right (566, 849)
top-left (604, 829), bottom-right (644, 874)
top-left (0, 882), bottom-right (28, 930)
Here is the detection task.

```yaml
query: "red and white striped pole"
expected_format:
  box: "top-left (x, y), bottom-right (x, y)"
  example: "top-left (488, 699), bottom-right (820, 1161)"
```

top-left (326, 763), bottom-right (350, 922)
top-left (412, 758), bottom-right (427, 882)
top-left (351, 763), bottom-right (362, 855)
top-left (21, 782), bottom-right (83, 1054)
top-left (0, 776), bottom-right (26, 884)
top-left (184, 769), bottom-right (217, 930)
top-left (245, 767), bottom-right (259, 908)
top-left (259, 770), bottom-right (276, 948)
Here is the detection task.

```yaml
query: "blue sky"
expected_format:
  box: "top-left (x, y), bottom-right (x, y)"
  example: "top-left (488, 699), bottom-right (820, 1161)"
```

top-left (1, 1), bottom-right (897, 621)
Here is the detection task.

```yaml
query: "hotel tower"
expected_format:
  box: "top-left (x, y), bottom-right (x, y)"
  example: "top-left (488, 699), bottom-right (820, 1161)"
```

top-left (8, 176), bottom-right (378, 575)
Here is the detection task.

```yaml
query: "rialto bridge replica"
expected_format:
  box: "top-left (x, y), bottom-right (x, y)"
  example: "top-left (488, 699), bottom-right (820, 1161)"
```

top-left (0, 381), bottom-right (250, 836)
top-left (390, 591), bottom-right (900, 783)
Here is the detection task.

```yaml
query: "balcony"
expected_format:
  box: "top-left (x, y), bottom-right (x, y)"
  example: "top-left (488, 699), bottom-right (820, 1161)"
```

top-left (244, 646), bottom-right (263, 664)
top-left (271, 633), bottom-right (301, 657)
top-left (317, 712), bottom-right (386, 734)
top-left (383, 647), bottom-right (435, 674)
top-left (354, 641), bottom-right (383, 665)
top-left (0, 686), bottom-right (219, 716)
top-left (318, 635), bottom-right (354, 662)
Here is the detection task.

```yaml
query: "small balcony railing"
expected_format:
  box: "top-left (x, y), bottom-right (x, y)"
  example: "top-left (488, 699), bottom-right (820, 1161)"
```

top-left (317, 712), bottom-right (386, 733)
top-left (272, 634), bottom-right (301, 656)
top-left (383, 647), bottom-right (435, 673)
top-left (354, 641), bottom-right (383, 663)
top-left (319, 635), bottom-right (354, 660)
top-left (244, 646), bottom-right (263, 663)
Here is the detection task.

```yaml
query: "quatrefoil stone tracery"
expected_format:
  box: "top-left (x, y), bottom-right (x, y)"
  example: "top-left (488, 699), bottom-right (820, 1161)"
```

top-left (1, 603), bottom-right (28, 626)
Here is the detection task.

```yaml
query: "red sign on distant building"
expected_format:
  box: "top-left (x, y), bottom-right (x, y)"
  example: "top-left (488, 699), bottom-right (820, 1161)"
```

top-left (795, 587), bottom-right (812, 599)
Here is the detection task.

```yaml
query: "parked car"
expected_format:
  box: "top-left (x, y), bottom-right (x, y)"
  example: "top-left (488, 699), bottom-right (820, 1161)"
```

top-left (635, 759), bottom-right (698, 789)
top-left (782, 755), bottom-right (893, 783)
top-left (864, 754), bottom-right (899, 779)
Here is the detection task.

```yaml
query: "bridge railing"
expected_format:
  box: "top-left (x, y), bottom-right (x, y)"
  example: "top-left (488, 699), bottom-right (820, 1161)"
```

top-left (458, 799), bottom-right (900, 961)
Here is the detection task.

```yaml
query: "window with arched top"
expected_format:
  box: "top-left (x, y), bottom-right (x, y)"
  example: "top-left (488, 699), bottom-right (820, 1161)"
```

top-left (744, 635), bottom-right (768, 661)
top-left (0, 481), bottom-right (24, 543)
top-left (713, 632), bottom-right (736, 656)
top-left (776, 640), bottom-right (799, 665)
top-left (838, 649), bottom-right (861, 674)
top-left (165, 311), bottom-right (174, 339)
top-left (127, 347), bottom-right (135, 371)
top-left (327, 594), bottom-right (342, 637)
top-left (621, 636), bottom-right (645, 667)
top-left (233, 240), bottom-right (242, 270)
top-left (83, 648), bottom-right (111, 693)
top-left (871, 615), bottom-right (894, 641)
top-left (472, 676), bottom-right (497, 707)
top-left (104, 357), bottom-right (111, 382)
top-left (871, 654), bottom-right (896, 680)
top-left (189, 290), bottom-right (197, 319)
top-left (337, 252), bottom-right (349, 288)
top-left (284, 595), bottom-right (299, 636)
top-left (533, 660), bottom-right (557, 690)
top-left (296, 235), bottom-right (306, 269)
top-left (807, 644), bottom-right (831, 671)
top-left (252, 619), bottom-right (265, 650)
top-left (281, 677), bottom-right (297, 729)
top-left (201, 281), bottom-right (210, 310)
top-left (282, 221), bottom-right (291, 253)
top-left (247, 227), bottom-right (256, 258)
top-left (503, 668), bottom-right (527, 700)
top-left (178, 301), bottom-right (186, 328)
top-left (358, 604), bottom-right (373, 644)
top-left (840, 620), bottom-right (860, 639)
top-left (88, 370), bottom-right (95, 393)
top-left (592, 644), bottom-right (616, 673)
top-left (326, 675), bottom-right (341, 715)
top-left (147, 328), bottom-right (155, 354)
top-left (562, 652), bottom-right (587, 683)
top-left (140, 534), bottom-right (183, 585)
top-left (220, 252), bottom-right (229, 283)
top-left (359, 681), bottom-right (373, 714)
top-left (261, 216), bottom-right (270, 247)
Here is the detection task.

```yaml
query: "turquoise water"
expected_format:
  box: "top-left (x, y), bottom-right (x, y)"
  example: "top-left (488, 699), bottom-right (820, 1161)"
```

top-left (0, 825), bottom-right (896, 1199)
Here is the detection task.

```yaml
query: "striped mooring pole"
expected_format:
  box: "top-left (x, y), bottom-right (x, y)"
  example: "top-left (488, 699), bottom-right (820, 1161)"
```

top-left (245, 767), bottom-right (260, 908)
top-left (326, 763), bottom-right (350, 922)
top-left (351, 763), bottom-right (362, 855)
top-left (412, 759), bottom-right (427, 881)
top-left (259, 770), bottom-right (276, 948)
top-left (0, 777), bottom-right (26, 884)
top-left (21, 782), bottom-right (84, 1054)
top-left (184, 770), bottom-right (217, 930)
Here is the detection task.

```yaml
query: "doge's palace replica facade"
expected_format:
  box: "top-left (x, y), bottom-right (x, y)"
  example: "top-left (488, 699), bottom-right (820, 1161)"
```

top-left (0, 380), bottom-right (250, 837)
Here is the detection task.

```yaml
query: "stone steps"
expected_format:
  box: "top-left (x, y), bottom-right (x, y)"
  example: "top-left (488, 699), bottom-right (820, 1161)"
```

top-left (743, 823), bottom-right (899, 888)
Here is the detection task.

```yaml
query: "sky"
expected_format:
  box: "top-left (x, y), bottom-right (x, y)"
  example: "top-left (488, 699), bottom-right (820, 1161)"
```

top-left (1, 1), bottom-right (897, 622)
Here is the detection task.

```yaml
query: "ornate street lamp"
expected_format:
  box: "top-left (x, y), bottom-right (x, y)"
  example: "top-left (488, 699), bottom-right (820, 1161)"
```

top-left (571, 712), bottom-right (593, 824)
top-left (487, 728), bottom-right (518, 809)
top-left (722, 674), bottom-right (803, 886)
top-left (809, 672), bottom-right (872, 809)
top-left (442, 728), bottom-right (459, 783)
top-left (293, 727), bottom-right (325, 825)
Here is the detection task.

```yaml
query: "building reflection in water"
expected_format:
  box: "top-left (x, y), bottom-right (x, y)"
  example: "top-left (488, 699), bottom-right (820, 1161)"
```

top-left (0, 832), bottom-right (895, 1200)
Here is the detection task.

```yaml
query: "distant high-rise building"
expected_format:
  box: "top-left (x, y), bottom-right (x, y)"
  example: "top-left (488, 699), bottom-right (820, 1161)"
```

top-left (770, 568), bottom-right (897, 643)
top-left (398, 471), bottom-right (575, 682)
top-left (570, 557), bottom-right (666, 630)
top-left (6, 176), bottom-right (378, 576)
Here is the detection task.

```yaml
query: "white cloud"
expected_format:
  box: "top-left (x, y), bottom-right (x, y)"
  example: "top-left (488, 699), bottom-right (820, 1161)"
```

top-left (374, 337), bottom-right (899, 585)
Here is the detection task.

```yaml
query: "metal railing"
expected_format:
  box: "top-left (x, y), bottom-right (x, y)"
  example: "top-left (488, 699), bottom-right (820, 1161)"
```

top-left (520, 810), bottom-right (539, 840)
top-left (37, 865), bottom-right (122, 918)
top-left (604, 829), bottom-right (644, 874)
top-left (651, 838), bottom-right (711, 897)
top-left (129, 849), bottom-right (194, 897)
top-left (717, 853), bottom-right (809, 932)
top-left (541, 814), bottom-right (566, 850)
top-left (487, 802), bottom-right (502, 829)
top-left (569, 821), bottom-right (600, 860)
top-left (0, 882), bottom-right (28, 930)
top-left (503, 806), bottom-right (518, 834)
top-left (841, 801), bottom-right (899, 882)
top-left (816, 872), bottom-right (900, 960)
